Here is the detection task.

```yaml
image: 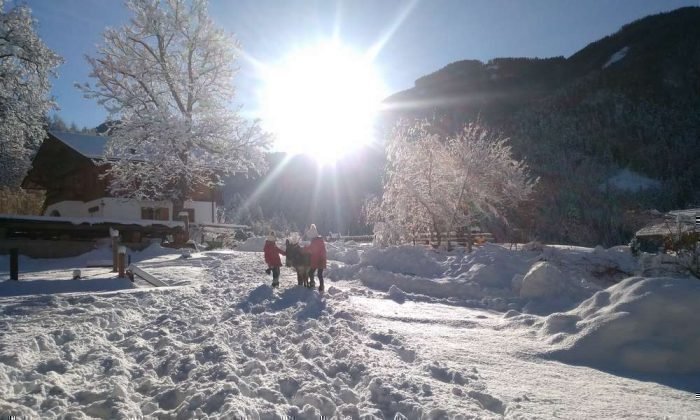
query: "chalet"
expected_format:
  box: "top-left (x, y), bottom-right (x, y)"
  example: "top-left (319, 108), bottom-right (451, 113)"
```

top-left (21, 131), bottom-right (223, 225)
top-left (634, 208), bottom-right (699, 252)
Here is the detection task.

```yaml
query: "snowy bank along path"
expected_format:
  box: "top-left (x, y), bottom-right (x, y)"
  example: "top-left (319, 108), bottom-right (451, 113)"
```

top-left (0, 240), bottom-right (698, 418)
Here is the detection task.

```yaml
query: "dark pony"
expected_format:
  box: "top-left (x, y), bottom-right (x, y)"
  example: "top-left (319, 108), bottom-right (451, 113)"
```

top-left (285, 240), bottom-right (311, 287)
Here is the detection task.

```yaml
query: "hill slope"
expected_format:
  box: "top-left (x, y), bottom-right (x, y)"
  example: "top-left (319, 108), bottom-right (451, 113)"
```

top-left (384, 7), bottom-right (700, 245)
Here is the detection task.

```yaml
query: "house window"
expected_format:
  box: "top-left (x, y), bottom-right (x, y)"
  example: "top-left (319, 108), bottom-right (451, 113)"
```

top-left (88, 206), bottom-right (99, 214)
top-left (141, 207), bottom-right (169, 221)
top-left (156, 208), bottom-right (169, 220)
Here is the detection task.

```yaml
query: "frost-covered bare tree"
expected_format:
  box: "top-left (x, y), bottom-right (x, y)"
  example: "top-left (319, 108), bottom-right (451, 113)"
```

top-left (0, 0), bottom-right (61, 186)
top-left (370, 120), bottom-right (452, 245)
top-left (368, 119), bottom-right (536, 250)
top-left (79, 0), bottom-right (270, 212)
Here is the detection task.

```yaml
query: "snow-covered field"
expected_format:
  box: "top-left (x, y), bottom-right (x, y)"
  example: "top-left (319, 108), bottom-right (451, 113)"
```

top-left (1, 240), bottom-right (698, 418)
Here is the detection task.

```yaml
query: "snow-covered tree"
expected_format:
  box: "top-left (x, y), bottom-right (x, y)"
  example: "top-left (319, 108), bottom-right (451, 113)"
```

top-left (79, 0), bottom-right (270, 211)
top-left (0, 0), bottom-right (61, 186)
top-left (368, 119), bottom-right (536, 250)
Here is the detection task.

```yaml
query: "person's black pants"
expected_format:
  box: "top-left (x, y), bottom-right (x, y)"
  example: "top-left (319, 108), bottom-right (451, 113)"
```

top-left (308, 268), bottom-right (324, 290)
top-left (270, 266), bottom-right (280, 285)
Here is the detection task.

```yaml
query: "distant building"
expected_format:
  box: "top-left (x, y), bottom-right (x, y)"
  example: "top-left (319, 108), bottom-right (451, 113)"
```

top-left (21, 131), bottom-right (222, 224)
top-left (634, 208), bottom-right (700, 252)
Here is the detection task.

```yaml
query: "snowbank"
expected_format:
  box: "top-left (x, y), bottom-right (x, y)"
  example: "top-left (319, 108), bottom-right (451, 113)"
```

top-left (330, 243), bottom-right (639, 312)
top-left (330, 244), bottom-right (524, 303)
top-left (359, 245), bottom-right (446, 278)
top-left (326, 242), bottom-right (361, 265)
top-left (542, 276), bottom-right (700, 374)
top-left (520, 262), bottom-right (566, 298)
top-left (542, 244), bottom-right (639, 279)
top-left (357, 266), bottom-right (491, 300)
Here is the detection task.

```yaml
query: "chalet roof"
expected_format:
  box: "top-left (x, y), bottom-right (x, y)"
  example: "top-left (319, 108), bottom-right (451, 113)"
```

top-left (636, 221), bottom-right (696, 237)
top-left (668, 208), bottom-right (700, 219)
top-left (50, 131), bottom-right (109, 159)
top-left (635, 208), bottom-right (699, 237)
top-left (48, 131), bottom-right (234, 169)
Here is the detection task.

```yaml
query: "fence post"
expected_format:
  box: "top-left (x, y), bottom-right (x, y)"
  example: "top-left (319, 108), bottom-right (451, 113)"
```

top-left (10, 248), bottom-right (19, 281)
top-left (118, 246), bottom-right (126, 278)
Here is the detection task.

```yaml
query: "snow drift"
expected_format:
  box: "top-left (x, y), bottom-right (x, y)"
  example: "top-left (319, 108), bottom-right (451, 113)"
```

top-left (541, 276), bottom-right (700, 374)
top-left (325, 241), bottom-right (361, 265)
top-left (329, 243), bottom-right (638, 313)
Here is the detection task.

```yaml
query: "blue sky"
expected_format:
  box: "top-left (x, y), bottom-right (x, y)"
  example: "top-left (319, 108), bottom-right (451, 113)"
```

top-left (17, 0), bottom-right (699, 129)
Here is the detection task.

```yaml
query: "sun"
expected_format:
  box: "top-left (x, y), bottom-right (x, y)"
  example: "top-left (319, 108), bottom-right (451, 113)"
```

top-left (261, 42), bottom-right (386, 163)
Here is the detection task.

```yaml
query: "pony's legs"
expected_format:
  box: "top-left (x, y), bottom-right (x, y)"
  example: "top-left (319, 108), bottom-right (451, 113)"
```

top-left (296, 269), bottom-right (303, 286)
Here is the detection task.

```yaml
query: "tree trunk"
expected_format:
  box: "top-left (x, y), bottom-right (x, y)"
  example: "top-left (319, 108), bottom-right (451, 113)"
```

top-left (173, 197), bottom-right (185, 221)
top-left (433, 219), bottom-right (442, 248)
top-left (174, 152), bottom-right (189, 223)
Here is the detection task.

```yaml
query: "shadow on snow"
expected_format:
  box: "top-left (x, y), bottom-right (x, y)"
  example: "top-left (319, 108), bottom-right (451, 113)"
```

top-left (237, 284), bottom-right (326, 320)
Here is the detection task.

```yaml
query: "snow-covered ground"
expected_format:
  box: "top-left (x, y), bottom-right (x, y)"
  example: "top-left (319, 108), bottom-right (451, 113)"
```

top-left (1, 240), bottom-right (698, 418)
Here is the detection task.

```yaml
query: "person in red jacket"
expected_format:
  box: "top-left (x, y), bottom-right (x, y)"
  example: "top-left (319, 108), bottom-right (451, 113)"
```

top-left (263, 231), bottom-right (286, 287)
top-left (303, 224), bottom-right (327, 291)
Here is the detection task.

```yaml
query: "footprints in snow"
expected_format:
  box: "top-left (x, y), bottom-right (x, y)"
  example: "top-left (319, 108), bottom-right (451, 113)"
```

top-left (365, 330), bottom-right (418, 364)
top-left (425, 361), bottom-right (507, 415)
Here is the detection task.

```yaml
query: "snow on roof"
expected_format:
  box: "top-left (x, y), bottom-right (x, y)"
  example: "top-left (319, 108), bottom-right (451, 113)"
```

top-left (668, 208), bottom-right (700, 219)
top-left (636, 221), bottom-right (696, 237)
top-left (602, 46), bottom-right (629, 69)
top-left (195, 222), bottom-right (249, 230)
top-left (50, 131), bottom-right (110, 159)
top-left (636, 211), bottom-right (698, 237)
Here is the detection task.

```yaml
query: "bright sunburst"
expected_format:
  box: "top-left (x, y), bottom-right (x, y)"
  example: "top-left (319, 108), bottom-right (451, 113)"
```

top-left (261, 42), bottom-right (386, 163)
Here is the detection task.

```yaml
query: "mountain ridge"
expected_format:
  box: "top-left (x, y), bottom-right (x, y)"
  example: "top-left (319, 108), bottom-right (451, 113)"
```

top-left (383, 6), bottom-right (700, 245)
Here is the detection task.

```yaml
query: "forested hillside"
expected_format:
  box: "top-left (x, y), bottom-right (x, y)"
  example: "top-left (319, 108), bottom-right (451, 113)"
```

top-left (383, 7), bottom-right (700, 245)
